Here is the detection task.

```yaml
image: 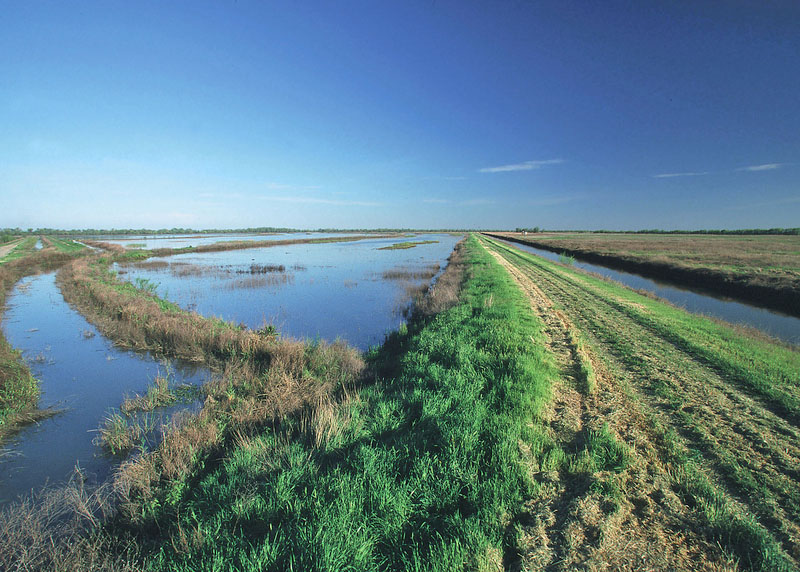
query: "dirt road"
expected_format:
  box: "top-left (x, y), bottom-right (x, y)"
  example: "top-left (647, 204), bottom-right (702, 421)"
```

top-left (481, 235), bottom-right (799, 572)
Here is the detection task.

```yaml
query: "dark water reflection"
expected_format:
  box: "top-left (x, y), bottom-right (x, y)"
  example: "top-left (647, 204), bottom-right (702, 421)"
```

top-left (493, 238), bottom-right (800, 345)
top-left (0, 273), bottom-right (208, 504)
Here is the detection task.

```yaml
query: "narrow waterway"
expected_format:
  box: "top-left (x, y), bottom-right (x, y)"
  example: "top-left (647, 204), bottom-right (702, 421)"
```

top-left (0, 273), bottom-right (208, 504)
top-left (492, 237), bottom-right (800, 345)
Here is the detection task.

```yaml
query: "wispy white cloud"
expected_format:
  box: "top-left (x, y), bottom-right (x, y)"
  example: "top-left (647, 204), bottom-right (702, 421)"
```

top-left (652, 171), bottom-right (709, 178)
top-left (423, 198), bottom-right (450, 204)
top-left (479, 159), bottom-right (564, 173)
top-left (738, 163), bottom-right (783, 172)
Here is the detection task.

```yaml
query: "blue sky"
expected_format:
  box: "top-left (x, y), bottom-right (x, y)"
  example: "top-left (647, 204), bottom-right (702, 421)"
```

top-left (2, 1), bottom-right (799, 230)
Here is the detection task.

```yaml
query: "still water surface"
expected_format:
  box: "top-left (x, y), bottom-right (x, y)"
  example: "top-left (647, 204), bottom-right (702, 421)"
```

top-left (493, 237), bottom-right (800, 345)
top-left (0, 273), bottom-right (207, 504)
top-left (97, 232), bottom-right (353, 251)
top-left (119, 234), bottom-right (462, 351)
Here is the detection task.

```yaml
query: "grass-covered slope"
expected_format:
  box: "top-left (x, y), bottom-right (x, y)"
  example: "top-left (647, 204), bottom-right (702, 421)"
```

top-left (117, 235), bottom-right (556, 571)
top-left (482, 235), bottom-right (800, 572)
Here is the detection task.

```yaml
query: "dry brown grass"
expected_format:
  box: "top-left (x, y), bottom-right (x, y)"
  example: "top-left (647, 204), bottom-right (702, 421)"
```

top-left (57, 257), bottom-right (277, 365)
top-left (0, 469), bottom-right (139, 572)
top-left (145, 233), bottom-right (399, 258)
top-left (110, 339), bottom-right (365, 523)
top-left (225, 273), bottom-right (294, 290)
top-left (414, 239), bottom-right (466, 318)
top-left (381, 263), bottom-right (440, 281)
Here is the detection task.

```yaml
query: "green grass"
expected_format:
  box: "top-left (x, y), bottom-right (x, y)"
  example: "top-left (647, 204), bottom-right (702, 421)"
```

top-left (482, 236), bottom-right (799, 571)
top-left (0, 338), bottom-right (40, 432)
top-left (113, 234), bottom-right (559, 570)
top-left (47, 237), bottom-right (87, 253)
top-left (0, 237), bottom-right (38, 264)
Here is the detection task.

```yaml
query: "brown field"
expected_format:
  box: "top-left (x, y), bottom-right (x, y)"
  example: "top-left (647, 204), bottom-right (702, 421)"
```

top-left (488, 232), bottom-right (800, 316)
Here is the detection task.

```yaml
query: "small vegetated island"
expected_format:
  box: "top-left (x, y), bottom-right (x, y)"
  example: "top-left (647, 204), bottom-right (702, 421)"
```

top-left (0, 229), bottom-right (798, 572)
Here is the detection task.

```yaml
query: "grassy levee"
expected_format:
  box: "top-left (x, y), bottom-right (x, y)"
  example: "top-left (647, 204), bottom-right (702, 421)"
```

top-left (486, 232), bottom-right (800, 317)
top-left (57, 255), bottom-right (277, 365)
top-left (43, 236), bottom-right (88, 253)
top-left (16, 234), bottom-right (564, 570)
top-left (0, 236), bottom-right (38, 264)
top-left (482, 236), bottom-right (800, 571)
top-left (486, 238), bottom-right (800, 425)
top-left (0, 246), bottom-right (92, 439)
top-left (378, 240), bottom-right (439, 250)
top-left (91, 233), bottom-right (559, 571)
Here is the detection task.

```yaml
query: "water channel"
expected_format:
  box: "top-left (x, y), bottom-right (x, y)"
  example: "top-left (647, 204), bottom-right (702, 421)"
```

top-left (0, 273), bottom-right (208, 504)
top-left (1, 234), bottom-right (462, 500)
top-left (118, 234), bottom-right (462, 351)
top-left (492, 236), bottom-right (800, 345)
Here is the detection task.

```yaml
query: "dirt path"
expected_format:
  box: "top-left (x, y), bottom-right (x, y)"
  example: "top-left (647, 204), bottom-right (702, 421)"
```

top-left (484, 246), bottom-right (737, 571)
top-left (0, 239), bottom-right (23, 261)
top-left (482, 236), bottom-right (800, 571)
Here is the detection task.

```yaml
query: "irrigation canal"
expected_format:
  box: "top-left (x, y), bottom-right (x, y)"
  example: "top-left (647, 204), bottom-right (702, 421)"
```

top-left (489, 236), bottom-right (800, 345)
top-left (0, 273), bottom-right (208, 505)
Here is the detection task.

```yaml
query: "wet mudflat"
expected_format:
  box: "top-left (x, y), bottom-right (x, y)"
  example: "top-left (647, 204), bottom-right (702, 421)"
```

top-left (118, 233), bottom-right (461, 350)
top-left (493, 237), bottom-right (800, 345)
top-left (0, 273), bottom-right (207, 504)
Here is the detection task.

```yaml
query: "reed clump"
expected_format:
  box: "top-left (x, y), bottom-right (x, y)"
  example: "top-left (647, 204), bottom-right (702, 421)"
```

top-left (57, 257), bottom-right (277, 365)
top-left (120, 373), bottom-right (176, 415)
top-left (0, 468), bottom-right (138, 572)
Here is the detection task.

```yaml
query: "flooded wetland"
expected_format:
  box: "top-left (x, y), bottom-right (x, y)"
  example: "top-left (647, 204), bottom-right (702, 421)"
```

top-left (0, 233), bottom-right (460, 505)
top-left (0, 231), bottom-right (798, 572)
top-left (115, 234), bottom-right (460, 350)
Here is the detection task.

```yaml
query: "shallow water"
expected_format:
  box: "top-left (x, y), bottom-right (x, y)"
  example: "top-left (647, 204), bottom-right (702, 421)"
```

top-left (0, 274), bottom-right (208, 504)
top-left (494, 237), bottom-right (800, 345)
top-left (119, 234), bottom-right (462, 350)
top-left (95, 232), bottom-right (354, 250)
